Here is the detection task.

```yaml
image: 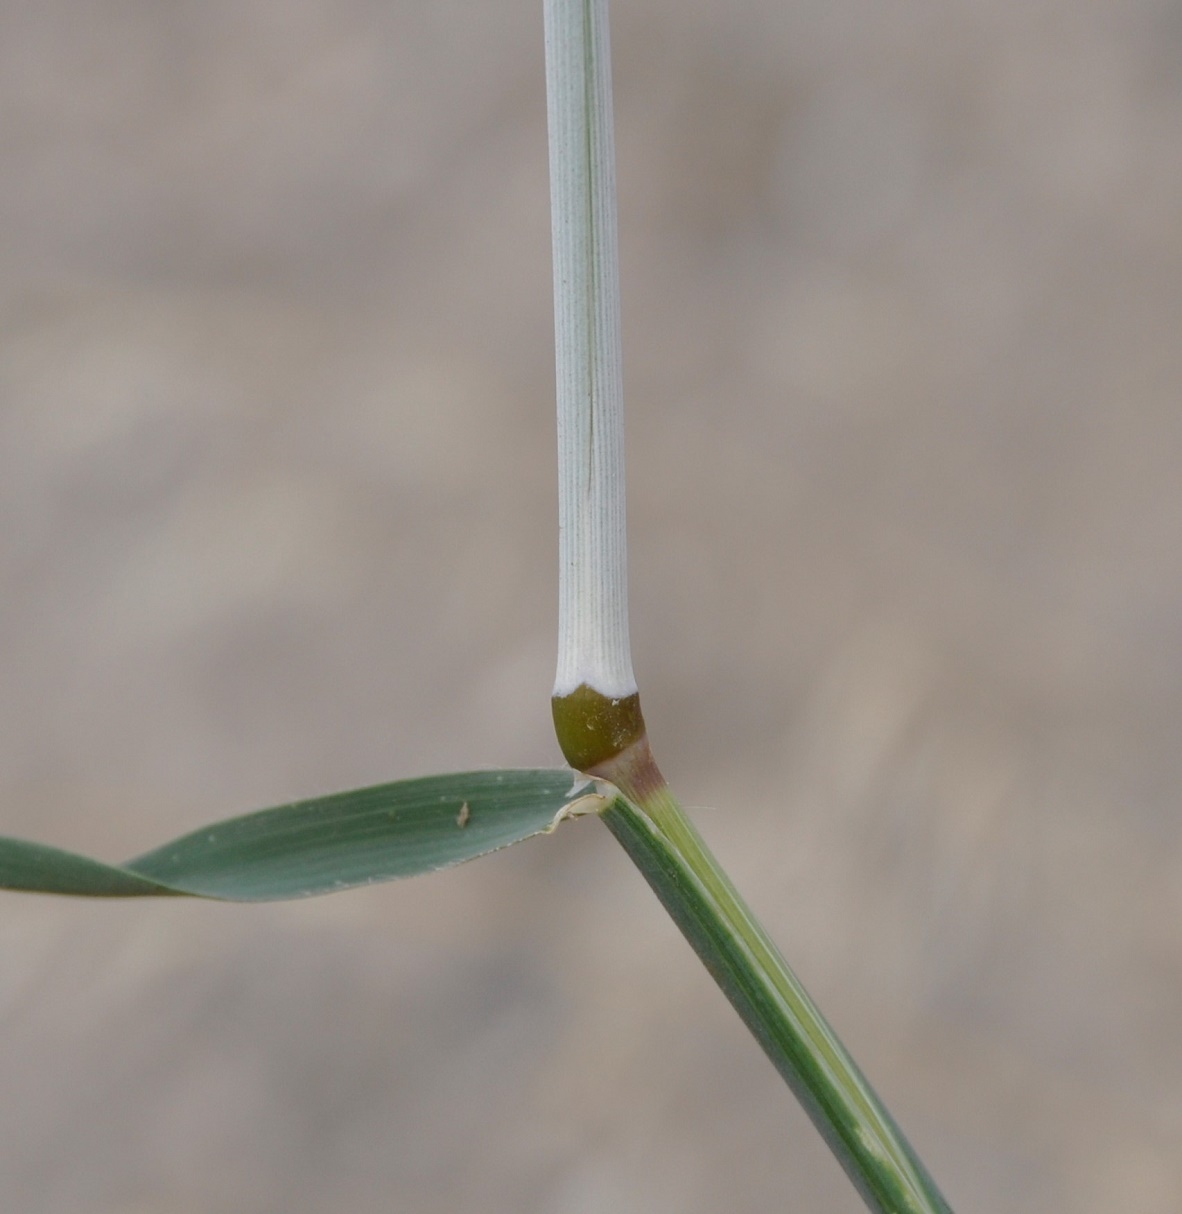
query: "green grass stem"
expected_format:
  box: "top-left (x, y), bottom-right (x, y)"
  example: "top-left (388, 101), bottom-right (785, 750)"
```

top-left (602, 786), bottom-right (954, 1214)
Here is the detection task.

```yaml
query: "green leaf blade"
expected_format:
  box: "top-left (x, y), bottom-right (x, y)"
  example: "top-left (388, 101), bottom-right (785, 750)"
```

top-left (0, 769), bottom-right (585, 901)
top-left (0, 838), bottom-right (174, 898)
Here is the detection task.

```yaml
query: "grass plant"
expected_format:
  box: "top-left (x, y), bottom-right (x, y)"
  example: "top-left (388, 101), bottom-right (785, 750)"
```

top-left (0, 2), bottom-right (955, 1210)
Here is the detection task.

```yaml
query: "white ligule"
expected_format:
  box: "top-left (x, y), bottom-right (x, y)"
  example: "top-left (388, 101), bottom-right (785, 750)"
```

top-left (545, 0), bottom-right (636, 700)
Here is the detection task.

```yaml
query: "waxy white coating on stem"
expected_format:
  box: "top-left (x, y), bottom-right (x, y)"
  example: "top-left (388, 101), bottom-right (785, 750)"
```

top-left (545, 0), bottom-right (636, 699)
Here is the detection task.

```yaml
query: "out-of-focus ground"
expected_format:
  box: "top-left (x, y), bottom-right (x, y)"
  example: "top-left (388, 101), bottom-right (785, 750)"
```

top-left (1, 1), bottom-right (1180, 1211)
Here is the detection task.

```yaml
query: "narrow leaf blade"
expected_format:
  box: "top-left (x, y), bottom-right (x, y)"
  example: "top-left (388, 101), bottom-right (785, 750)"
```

top-left (0, 838), bottom-right (174, 897)
top-left (0, 769), bottom-right (586, 901)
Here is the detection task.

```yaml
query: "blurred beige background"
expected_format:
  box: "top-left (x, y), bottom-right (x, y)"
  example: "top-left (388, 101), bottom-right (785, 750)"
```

top-left (2, 1), bottom-right (1180, 1211)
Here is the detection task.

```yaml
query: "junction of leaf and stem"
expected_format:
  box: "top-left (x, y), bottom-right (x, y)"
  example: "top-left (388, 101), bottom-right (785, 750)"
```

top-left (552, 683), bottom-right (665, 803)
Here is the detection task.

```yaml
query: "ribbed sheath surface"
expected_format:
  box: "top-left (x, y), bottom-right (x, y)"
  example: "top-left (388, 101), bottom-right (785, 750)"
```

top-left (545, 0), bottom-right (636, 699)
